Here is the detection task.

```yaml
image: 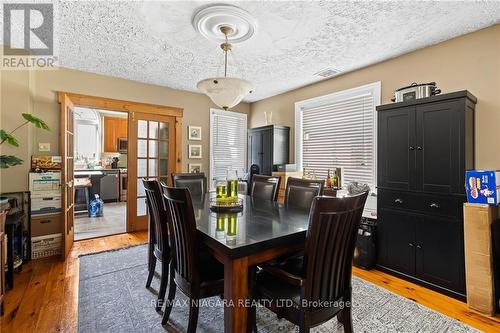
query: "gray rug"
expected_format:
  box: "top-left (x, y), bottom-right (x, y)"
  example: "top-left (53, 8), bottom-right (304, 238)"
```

top-left (78, 245), bottom-right (479, 333)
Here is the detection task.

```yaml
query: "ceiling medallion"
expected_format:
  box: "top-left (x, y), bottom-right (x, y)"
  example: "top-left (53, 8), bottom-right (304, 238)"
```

top-left (194, 5), bottom-right (256, 110)
top-left (192, 4), bottom-right (257, 44)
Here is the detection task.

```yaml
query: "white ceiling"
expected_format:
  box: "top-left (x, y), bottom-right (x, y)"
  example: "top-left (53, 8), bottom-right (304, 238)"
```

top-left (53, 1), bottom-right (499, 102)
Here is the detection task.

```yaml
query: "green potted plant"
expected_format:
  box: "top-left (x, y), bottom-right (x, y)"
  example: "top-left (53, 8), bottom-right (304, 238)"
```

top-left (0, 113), bottom-right (50, 168)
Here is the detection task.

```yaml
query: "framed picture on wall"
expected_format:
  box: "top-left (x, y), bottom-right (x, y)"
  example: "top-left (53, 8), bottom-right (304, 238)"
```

top-left (188, 163), bottom-right (202, 173)
top-left (188, 126), bottom-right (202, 141)
top-left (188, 144), bottom-right (202, 159)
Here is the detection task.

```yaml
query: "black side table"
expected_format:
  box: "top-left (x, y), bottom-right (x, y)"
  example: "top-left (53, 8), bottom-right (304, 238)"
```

top-left (5, 211), bottom-right (24, 290)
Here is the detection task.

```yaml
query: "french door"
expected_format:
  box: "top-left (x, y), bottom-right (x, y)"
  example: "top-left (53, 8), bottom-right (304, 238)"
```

top-left (128, 112), bottom-right (177, 231)
top-left (60, 94), bottom-right (75, 260)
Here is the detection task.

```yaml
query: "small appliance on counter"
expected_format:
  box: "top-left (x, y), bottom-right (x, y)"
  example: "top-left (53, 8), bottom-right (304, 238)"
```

top-left (391, 82), bottom-right (441, 102)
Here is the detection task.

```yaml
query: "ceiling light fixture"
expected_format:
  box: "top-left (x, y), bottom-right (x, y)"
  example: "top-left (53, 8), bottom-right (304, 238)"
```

top-left (197, 25), bottom-right (254, 110)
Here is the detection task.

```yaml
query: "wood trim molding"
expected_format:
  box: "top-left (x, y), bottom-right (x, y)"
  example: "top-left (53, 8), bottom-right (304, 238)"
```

top-left (57, 92), bottom-right (183, 117)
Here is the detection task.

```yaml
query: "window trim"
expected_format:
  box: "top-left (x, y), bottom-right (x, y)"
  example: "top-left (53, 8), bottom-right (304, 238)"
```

top-left (294, 81), bottom-right (381, 189)
top-left (209, 108), bottom-right (248, 190)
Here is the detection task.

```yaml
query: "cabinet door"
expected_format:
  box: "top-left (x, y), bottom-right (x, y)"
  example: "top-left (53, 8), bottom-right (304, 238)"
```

top-left (261, 129), bottom-right (273, 175)
top-left (415, 100), bottom-right (462, 194)
top-left (104, 117), bottom-right (118, 152)
top-left (415, 215), bottom-right (465, 294)
top-left (248, 132), bottom-right (262, 172)
top-left (378, 108), bottom-right (416, 190)
top-left (377, 208), bottom-right (416, 276)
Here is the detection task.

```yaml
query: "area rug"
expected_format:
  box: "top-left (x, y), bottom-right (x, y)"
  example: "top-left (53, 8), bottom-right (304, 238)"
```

top-left (78, 245), bottom-right (478, 333)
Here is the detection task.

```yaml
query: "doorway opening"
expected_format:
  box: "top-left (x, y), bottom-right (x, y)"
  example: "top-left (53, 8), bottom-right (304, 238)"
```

top-left (59, 92), bottom-right (183, 259)
top-left (73, 108), bottom-right (128, 240)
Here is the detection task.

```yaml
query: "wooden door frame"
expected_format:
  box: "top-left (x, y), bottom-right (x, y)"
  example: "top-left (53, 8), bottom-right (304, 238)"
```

top-left (57, 92), bottom-right (183, 234)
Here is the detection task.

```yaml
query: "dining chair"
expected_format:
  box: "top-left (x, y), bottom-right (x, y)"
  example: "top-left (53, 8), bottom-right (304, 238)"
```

top-left (142, 179), bottom-right (171, 312)
top-left (161, 185), bottom-right (225, 332)
top-left (250, 192), bottom-right (369, 333)
top-left (250, 174), bottom-right (281, 201)
top-left (284, 177), bottom-right (324, 210)
top-left (171, 172), bottom-right (207, 200)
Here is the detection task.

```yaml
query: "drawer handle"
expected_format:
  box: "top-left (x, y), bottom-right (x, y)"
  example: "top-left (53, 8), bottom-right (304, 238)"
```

top-left (429, 203), bottom-right (440, 209)
top-left (409, 146), bottom-right (415, 151)
top-left (416, 245), bottom-right (422, 249)
top-left (394, 198), bottom-right (404, 204)
top-left (409, 243), bottom-right (414, 247)
top-left (40, 220), bottom-right (51, 224)
top-left (417, 146), bottom-right (423, 150)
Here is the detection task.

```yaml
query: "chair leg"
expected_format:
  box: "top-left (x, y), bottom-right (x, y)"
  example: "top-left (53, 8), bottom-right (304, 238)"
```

top-left (161, 266), bottom-right (177, 325)
top-left (299, 324), bottom-right (310, 333)
top-left (156, 259), bottom-right (169, 312)
top-left (146, 255), bottom-right (156, 288)
top-left (338, 306), bottom-right (353, 333)
top-left (187, 298), bottom-right (200, 333)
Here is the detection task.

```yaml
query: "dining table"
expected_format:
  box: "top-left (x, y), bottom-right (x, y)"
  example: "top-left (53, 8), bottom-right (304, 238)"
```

top-left (193, 194), bottom-right (311, 333)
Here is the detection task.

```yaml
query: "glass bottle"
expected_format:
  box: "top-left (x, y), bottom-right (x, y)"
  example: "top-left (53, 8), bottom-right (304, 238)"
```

top-left (326, 169), bottom-right (332, 188)
top-left (215, 177), bottom-right (227, 199)
top-left (302, 167), bottom-right (307, 179)
top-left (332, 169), bottom-right (339, 189)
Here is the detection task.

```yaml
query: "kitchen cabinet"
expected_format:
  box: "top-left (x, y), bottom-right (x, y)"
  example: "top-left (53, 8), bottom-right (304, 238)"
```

top-left (103, 117), bottom-right (128, 152)
top-left (248, 125), bottom-right (289, 175)
top-left (376, 91), bottom-right (476, 300)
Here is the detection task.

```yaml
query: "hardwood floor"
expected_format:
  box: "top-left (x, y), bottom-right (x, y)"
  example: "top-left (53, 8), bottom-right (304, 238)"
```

top-left (1, 231), bottom-right (499, 333)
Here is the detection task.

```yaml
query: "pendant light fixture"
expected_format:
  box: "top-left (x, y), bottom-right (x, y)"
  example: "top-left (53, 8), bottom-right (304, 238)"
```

top-left (197, 25), bottom-right (254, 110)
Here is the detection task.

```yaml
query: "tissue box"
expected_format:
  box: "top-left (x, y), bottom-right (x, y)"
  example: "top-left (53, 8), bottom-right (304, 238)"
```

top-left (465, 170), bottom-right (500, 205)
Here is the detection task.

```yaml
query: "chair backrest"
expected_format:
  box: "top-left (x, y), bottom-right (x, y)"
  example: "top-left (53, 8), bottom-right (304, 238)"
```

top-left (161, 185), bottom-right (199, 285)
top-left (250, 175), bottom-right (281, 201)
top-left (171, 173), bottom-right (207, 199)
top-left (302, 192), bottom-right (368, 305)
top-left (284, 177), bottom-right (324, 210)
top-left (142, 179), bottom-right (169, 254)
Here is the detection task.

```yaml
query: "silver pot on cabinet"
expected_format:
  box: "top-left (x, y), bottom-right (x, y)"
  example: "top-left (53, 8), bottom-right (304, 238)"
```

top-left (391, 82), bottom-right (441, 102)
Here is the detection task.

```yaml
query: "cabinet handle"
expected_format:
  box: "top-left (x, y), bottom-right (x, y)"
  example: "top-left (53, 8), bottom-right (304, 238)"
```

top-left (409, 146), bottom-right (415, 151)
top-left (416, 245), bottom-right (422, 249)
top-left (409, 243), bottom-right (414, 247)
top-left (394, 198), bottom-right (403, 204)
top-left (429, 203), bottom-right (440, 209)
top-left (417, 146), bottom-right (423, 150)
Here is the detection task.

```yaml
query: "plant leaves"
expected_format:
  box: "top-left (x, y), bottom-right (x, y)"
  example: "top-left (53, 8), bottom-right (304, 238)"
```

top-left (22, 113), bottom-right (50, 131)
top-left (0, 129), bottom-right (20, 147)
top-left (0, 155), bottom-right (23, 168)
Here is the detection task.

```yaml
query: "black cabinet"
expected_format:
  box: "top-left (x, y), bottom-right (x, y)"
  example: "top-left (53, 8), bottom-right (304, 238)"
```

top-left (248, 125), bottom-right (289, 175)
top-left (376, 91), bottom-right (476, 301)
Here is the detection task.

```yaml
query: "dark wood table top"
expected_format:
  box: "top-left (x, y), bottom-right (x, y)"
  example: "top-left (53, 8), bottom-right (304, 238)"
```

top-left (194, 194), bottom-right (310, 259)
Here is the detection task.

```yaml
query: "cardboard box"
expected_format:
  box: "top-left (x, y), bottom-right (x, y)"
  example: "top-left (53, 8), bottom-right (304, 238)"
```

top-left (31, 233), bottom-right (62, 259)
top-left (465, 170), bottom-right (500, 205)
top-left (31, 194), bottom-right (61, 215)
top-left (29, 172), bottom-right (61, 193)
top-left (31, 214), bottom-right (61, 237)
top-left (463, 203), bottom-right (498, 316)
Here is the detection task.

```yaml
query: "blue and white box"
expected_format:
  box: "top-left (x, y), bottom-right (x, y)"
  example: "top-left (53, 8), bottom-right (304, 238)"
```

top-left (465, 170), bottom-right (500, 205)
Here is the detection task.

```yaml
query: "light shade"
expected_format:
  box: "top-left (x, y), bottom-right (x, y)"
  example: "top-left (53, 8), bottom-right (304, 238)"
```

top-left (197, 77), bottom-right (254, 110)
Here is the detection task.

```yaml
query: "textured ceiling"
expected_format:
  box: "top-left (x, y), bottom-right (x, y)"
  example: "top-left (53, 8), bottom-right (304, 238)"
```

top-left (50, 1), bottom-right (500, 102)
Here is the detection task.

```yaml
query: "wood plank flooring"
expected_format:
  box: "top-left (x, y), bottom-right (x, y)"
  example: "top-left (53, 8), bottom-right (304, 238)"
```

top-left (1, 231), bottom-right (499, 333)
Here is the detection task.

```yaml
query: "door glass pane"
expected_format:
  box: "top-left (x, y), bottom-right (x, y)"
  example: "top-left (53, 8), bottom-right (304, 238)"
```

top-left (148, 159), bottom-right (157, 177)
top-left (149, 121), bottom-right (158, 139)
top-left (159, 159), bottom-right (168, 176)
top-left (159, 122), bottom-right (168, 140)
top-left (138, 120), bottom-right (148, 138)
top-left (137, 197), bottom-right (146, 216)
top-left (159, 141), bottom-right (168, 158)
top-left (138, 139), bottom-right (147, 158)
top-left (138, 159), bottom-right (147, 177)
top-left (149, 140), bottom-right (158, 158)
top-left (137, 179), bottom-right (145, 197)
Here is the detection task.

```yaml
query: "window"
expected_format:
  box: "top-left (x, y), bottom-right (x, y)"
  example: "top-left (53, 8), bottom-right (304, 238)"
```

top-left (74, 107), bottom-right (101, 163)
top-left (295, 82), bottom-right (381, 190)
top-left (209, 109), bottom-right (247, 190)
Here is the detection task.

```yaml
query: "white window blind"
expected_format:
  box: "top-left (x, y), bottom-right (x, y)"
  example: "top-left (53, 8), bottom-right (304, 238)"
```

top-left (210, 109), bottom-right (247, 189)
top-left (296, 83), bottom-right (380, 189)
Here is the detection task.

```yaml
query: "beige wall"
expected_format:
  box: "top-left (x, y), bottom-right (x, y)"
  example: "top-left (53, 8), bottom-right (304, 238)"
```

top-left (0, 67), bottom-right (249, 193)
top-left (250, 24), bottom-right (500, 169)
